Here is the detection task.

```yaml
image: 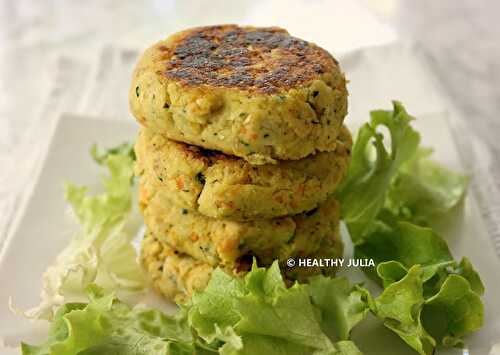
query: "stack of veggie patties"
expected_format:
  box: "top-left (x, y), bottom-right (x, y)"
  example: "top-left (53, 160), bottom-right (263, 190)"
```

top-left (130, 25), bottom-right (352, 302)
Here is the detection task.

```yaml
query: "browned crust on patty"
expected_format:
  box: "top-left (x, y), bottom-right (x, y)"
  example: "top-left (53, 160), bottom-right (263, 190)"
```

top-left (158, 25), bottom-right (338, 94)
top-left (168, 137), bottom-right (237, 164)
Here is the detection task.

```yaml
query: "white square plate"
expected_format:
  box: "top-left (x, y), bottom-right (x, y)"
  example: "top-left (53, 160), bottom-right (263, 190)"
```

top-left (1, 43), bottom-right (500, 354)
top-left (0, 112), bottom-right (499, 355)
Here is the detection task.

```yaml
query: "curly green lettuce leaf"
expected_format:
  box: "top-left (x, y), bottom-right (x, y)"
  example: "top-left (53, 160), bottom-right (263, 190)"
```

top-left (454, 257), bottom-right (484, 295)
top-left (421, 256), bottom-right (485, 300)
top-left (22, 146), bottom-right (143, 320)
top-left (377, 259), bottom-right (408, 281)
top-left (386, 148), bottom-right (468, 224)
top-left (361, 259), bottom-right (484, 350)
top-left (90, 142), bottom-right (135, 166)
top-left (353, 218), bottom-right (485, 293)
top-left (360, 266), bottom-right (436, 355)
top-left (187, 262), bottom-right (363, 355)
top-left (422, 274), bottom-right (484, 348)
top-left (354, 221), bottom-right (454, 284)
top-left (308, 276), bottom-right (369, 341)
top-left (21, 285), bottom-right (200, 355)
top-left (370, 264), bottom-right (484, 350)
top-left (336, 101), bottom-right (420, 243)
top-left (337, 102), bottom-right (484, 349)
top-left (353, 219), bottom-right (485, 341)
top-left (338, 101), bottom-right (469, 243)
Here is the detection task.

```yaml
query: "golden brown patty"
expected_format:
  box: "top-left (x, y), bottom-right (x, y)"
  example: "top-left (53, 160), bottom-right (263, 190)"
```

top-left (141, 232), bottom-right (214, 304)
top-left (130, 25), bottom-right (348, 164)
top-left (135, 125), bottom-right (351, 220)
top-left (141, 186), bottom-right (341, 273)
top-left (141, 228), bottom-right (343, 302)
